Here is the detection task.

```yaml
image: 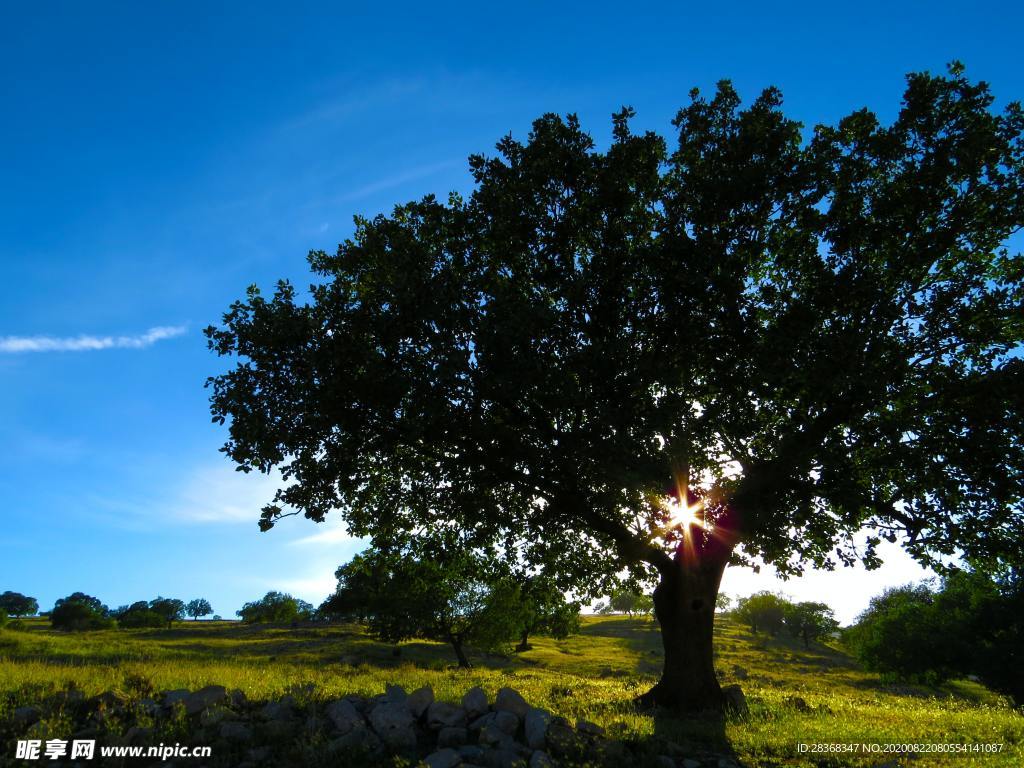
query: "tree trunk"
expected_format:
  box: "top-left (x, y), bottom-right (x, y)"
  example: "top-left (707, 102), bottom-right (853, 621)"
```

top-left (638, 534), bottom-right (733, 713)
top-left (450, 637), bottom-right (472, 669)
top-left (515, 630), bottom-right (531, 652)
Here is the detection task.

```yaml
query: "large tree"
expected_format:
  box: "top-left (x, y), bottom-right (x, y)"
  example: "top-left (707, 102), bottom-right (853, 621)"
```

top-left (207, 65), bottom-right (1024, 712)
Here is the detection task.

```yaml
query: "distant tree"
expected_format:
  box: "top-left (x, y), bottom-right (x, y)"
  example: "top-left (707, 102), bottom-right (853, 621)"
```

top-left (323, 541), bottom-right (529, 668)
top-left (185, 598), bottom-right (214, 621)
top-left (116, 601), bottom-right (166, 629)
top-left (208, 66), bottom-right (1024, 712)
top-left (50, 594), bottom-right (114, 631)
top-left (0, 611), bottom-right (6, 630)
top-left (54, 592), bottom-right (107, 616)
top-left (715, 593), bottom-right (733, 612)
top-left (734, 592), bottom-right (789, 636)
top-left (514, 577), bottom-right (581, 651)
top-left (847, 570), bottom-right (1024, 700)
top-left (148, 597), bottom-right (186, 628)
top-left (844, 583), bottom-right (948, 682)
top-left (783, 601), bottom-right (839, 648)
top-left (237, 591), bottom-right (313, 624)
top-left (0, 591), bottom-right (39, 618)
top-left (211, 615), bottom-right (222, 621)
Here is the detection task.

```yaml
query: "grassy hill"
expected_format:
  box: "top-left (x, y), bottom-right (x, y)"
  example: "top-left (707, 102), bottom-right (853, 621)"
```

top-left (1, 615), bottom-right (1021, 766)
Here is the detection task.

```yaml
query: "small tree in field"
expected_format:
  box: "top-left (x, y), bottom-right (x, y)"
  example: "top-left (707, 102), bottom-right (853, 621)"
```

top-left (186, 598), bottom-right (214, 620)
top-left (322, 541), bottom-right (528, 668)
top-left (0, 592), bottom-right (38, 618)
top-left (237, 592), bottom-right (313, 624)
top-left (148, 597), bottom-right (185, 628)
top-left (207, 65), bottom-right (1024, 711)
top-left (115, 601), bottom-right (166, 629)
top-left (514, 576), bottom-right (581, 651)
top-left (715, 593), bottom-right (733, 613)
top-left (734, 592), bottom-right (789, 636)
top-left (783, 601), bottom-right (839, 648)
top-left (50, 594), bottom-right (114, 631)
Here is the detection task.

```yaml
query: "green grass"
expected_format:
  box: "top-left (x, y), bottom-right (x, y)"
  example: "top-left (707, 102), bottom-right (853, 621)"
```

top-left (1, 616), bottom-right (1021, 766)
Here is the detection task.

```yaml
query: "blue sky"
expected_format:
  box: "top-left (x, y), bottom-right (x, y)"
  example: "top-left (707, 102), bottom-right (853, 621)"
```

top-left (2, 1), bottom-right (1021, 624)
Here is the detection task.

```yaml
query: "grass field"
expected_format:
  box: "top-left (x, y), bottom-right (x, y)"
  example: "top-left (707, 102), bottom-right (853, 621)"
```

top-left (1, 615), bottom-right (1021, 766)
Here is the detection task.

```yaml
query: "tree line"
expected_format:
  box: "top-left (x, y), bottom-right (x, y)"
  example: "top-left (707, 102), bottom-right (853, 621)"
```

top-left (0, 592), bottom-right (216, 631)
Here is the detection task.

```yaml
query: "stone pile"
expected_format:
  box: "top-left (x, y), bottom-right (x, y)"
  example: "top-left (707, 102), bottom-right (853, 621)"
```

top-left (7, 684), bottom-right (745, 768)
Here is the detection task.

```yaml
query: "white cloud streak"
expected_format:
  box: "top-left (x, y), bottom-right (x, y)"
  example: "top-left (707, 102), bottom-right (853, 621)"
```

top-left (0, 326), bottom-right (186, 353)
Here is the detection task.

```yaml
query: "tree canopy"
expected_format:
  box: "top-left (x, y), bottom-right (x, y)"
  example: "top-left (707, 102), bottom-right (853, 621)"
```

top-left (50, 593), bottom-right (114, 632)
top-left (320, 540), bottom-right (528, 668)
top-left (846, 568), bottom-right (1023, 700)
top-left (734, 591), bottom-right (788, 636)
top-left (0, 591), bottom-right (38, 618)
top-left (186, 598), bottom-right (214, 620)
top-left (237, 591), bottom-right (314, 624)
top-left (207, 64), bottom-right (1024, 711)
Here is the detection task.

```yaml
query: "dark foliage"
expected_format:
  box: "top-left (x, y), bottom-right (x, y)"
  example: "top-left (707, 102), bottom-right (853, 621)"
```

top-left (0, 591), bottom-right (39, 618)
top-left (207, 65), bottom-right (1024, 710)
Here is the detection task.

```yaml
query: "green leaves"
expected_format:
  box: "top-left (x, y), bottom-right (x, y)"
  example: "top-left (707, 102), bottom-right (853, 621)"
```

top-left (207, 64), bottom-right (1024, 588)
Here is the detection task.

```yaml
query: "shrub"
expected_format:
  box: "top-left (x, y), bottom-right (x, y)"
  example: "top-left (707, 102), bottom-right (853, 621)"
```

top-left (50, 600), bottom-right (115, 631)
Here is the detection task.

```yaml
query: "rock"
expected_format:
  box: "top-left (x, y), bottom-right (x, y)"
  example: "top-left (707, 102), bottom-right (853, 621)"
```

top-left (682, 760), bottom-right (701, 768)
top-left (12, 706), bottom-right (40, 727)
top-left (479, 723), bottom-right (512, 747)
top-left (262, 719), bottom-right (297, 741)
top-left (494, 709), bottom-right (519, 735)
top-left (576, 718), bottom-right (604, 736)
top-left (423, 748), bottom-right (461, 768)
top-left (718, 759), bottom-right (740, 768)
top-left (656, 757), bottom-right (676, 768)
top-left (494, 687), bottom-right (529, 718)
top-left (407, 685), bottom-right (434, 718)
top-left (786, 695), bottom-right (811, 712)
top-left (259, 700), bottom-right (294, 721)
top-left (462, 686), bottom-right (489, 719)
top-left (184, 685), bottom-right (227, 715)
top-left (368, 701), bottom-right (417, 751)
top-left (199, 707), bottom-right (230, 726)
top-left (344, 694), bottom-right (369, 712)
top-left (594, 739), bottom-right (630, 765)
top-left (161, 689), bottom-right (190, 708)
top-left (246, 746), bottom-right (272, 763)
top-left (545, 721), bottom-right (585, 761)
top-left (219, 722), bottom-right (254, 743)
top-left (329, 726), bottom-right (381, 753)
top-left (722, 685), bottom-right (749, 717)
top-left (731, 665), bottom-right (748, 680)
top-left (458, 745), bottom-right (487, 762)
top-left (385, 684), bottom-right (408, 703)
top-left (325, 698), bottom-right (364, 734)
top-left (438, 726), bottom-right (468, 748)
top-left (469, 712), bottom-right (497, 732)
top-left (530, 751), bottom-right (555, 768)
top-left (523, 707), bottom-right (551, 749)
top-left (427, 700), bottom-right (468, 730)
top-left (231, 689), bottom-right (248, 708)
top-left (485, 748), bottom-right (529, 768)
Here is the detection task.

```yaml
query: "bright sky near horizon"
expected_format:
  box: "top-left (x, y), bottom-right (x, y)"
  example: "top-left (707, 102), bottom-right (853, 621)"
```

top-left (2, 2), bottom-right (1021, 626)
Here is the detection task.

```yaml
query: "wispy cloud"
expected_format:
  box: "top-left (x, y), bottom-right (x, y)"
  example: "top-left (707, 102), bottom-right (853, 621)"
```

top-left (0, 326), bottom-right (186, 353)
top-left (337, 161), bottom-right (459, 203)
top-left (289, 526), bottom-right (353, 546)
top-left (173, 464), bottom-right (284, 524)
